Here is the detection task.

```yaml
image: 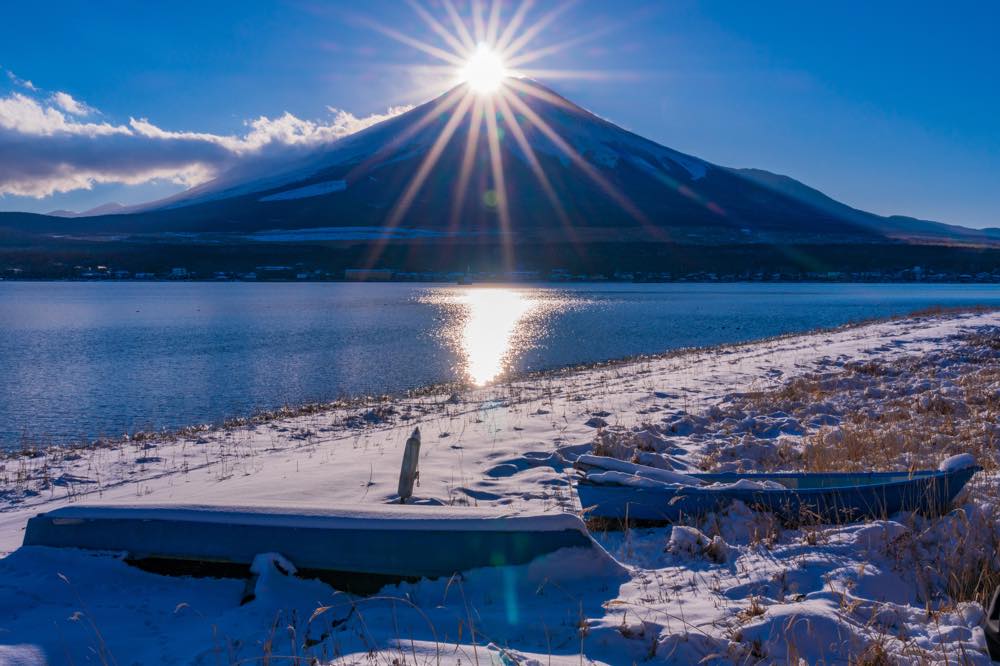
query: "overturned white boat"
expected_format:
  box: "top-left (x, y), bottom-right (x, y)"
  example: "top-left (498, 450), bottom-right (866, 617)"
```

top-left (23, 503), bottom-right (599, 592)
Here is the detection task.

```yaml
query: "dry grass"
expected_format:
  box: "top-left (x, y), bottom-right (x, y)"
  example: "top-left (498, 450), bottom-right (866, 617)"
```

top-left (849, 639), bottom-right (893, 666)
top-left (799, 380), bottom-right (1000, 476)
top-left (710, 328), bottom-right (1000, 612)
top-left (735, 595), bottom-right (767, 624)
top-left (723, 333), bottom-right (1000, 475)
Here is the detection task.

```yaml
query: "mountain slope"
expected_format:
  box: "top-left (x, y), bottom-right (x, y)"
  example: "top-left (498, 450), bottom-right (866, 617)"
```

top-left (1, 79), bottom-right (994, 247)
top-left (732, 168), bottom-right (1000, 244)
top-left (143, 80), bottom-right (879, 241)
top-left (45, 202), bottom-right (127, 218)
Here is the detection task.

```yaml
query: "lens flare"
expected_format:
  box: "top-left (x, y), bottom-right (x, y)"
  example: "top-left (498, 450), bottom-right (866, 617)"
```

top-left (460, 43), bottom-right (507, 94)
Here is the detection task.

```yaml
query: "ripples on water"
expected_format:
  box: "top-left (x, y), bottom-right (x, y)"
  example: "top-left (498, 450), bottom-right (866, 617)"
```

top-left (3, 281), bottom-right (1000, 447)
top-left (420, 288), bottom-right (581, 385)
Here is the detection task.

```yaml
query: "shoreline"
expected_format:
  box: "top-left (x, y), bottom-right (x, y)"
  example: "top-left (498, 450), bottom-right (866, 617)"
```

top-left (5, 303), bottom-right (995, 458)
top-left (8, 277), bottom-right (1000, 284)
top-left (2, 307), bottom-right (997, 518)
top-left (3, 308), bottom-right (1000, 663)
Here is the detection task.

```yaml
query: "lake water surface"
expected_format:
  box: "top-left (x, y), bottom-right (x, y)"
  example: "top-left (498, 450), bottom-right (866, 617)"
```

top-left (3, 282), bottom-right (1000, 447)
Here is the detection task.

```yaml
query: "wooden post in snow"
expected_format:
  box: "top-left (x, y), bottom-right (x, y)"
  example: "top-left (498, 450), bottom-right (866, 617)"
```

top-left (397, 427), bottom-right (421, 503)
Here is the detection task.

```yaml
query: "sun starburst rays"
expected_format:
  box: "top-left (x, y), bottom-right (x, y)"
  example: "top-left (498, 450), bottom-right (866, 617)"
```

top-left (503, 84), bottom-right (650, 227)
top-left (346, 85), bottom-right (466, 185)
top-left (386, 92), bottom-right (477, 230)
top-left (359, 16), bottom-right (467, 68)
top-left (356, 0), bottom-right (658, 270)
top-left (442, 0), bottom-right (477, 51)
top-left (483, 94), bottom-right (513, 268)
top-left (494, 0), bottom-right (532, 54)
top-left (405, 0), bottom-right (469, 58)
top-left (449, 95), bottom-right (485, 230)
top-left (493, 93), bottom-right (575, 237)
top-left (469, 0), bottom-right (484, 42)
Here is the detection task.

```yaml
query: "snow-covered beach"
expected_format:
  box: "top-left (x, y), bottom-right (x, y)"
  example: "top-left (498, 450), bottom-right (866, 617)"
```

top-left (3, 309), bottom-right (1000, 664)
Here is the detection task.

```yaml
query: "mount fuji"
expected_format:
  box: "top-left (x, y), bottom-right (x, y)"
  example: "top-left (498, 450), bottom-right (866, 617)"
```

top-left (2, 78), bottom-right (998, 274)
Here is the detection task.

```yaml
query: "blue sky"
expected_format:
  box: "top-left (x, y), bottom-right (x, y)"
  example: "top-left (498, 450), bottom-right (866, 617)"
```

top-left (0, 0), bottom-right (997, 227)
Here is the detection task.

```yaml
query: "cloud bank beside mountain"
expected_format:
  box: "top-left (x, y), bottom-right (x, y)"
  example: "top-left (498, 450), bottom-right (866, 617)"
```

top-left (0, 78), bottom-right (410, 199)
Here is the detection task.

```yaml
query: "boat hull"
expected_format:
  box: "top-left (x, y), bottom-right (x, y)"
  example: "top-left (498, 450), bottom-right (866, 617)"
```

top-left (22, 504), bottom-right (595, 582)
top-left (577, 467), bottom-right (981, 524)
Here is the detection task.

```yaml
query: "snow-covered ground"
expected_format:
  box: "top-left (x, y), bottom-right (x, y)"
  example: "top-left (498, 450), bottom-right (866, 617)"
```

top-left (2, 310), bottom-right (1000, 664)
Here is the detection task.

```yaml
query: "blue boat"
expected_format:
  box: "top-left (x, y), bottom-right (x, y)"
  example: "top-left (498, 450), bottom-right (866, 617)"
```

top-left (22, 503), bottom-right (598, 591)
top-left (575, 456), bottom-right (981, 524)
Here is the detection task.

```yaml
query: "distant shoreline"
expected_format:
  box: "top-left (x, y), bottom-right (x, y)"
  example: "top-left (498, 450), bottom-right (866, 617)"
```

top-left (5, 277), bottom-right (1000, 285)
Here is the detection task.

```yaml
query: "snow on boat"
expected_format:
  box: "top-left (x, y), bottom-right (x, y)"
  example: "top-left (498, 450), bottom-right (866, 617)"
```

top-left (574, 454), bottom-right (981, 525)
top-left (22, 503), bottom-right (598, 590)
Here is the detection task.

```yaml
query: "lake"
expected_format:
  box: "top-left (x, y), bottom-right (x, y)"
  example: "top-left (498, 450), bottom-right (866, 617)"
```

top-left (3, 281), bottom-right (1000, 448)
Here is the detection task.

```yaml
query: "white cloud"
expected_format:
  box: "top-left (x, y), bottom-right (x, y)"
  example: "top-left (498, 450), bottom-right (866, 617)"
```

top-left (0, 87), bottom-right (412, 199)
top-left (128, 104), bottom-right (413, 153)
top-left (0, 93), bottom-right (127, 136)
top-left (4, 69), bottom-right (37, 91)
top-left (323, 105), bottom-right (412, 138)
top-left (0, 164), bottom-right (216, 199)
top-left (50, 91), bottom-right (94, 116)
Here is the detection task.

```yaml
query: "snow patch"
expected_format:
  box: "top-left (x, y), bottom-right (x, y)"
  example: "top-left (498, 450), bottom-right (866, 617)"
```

top-left (259, 179), bottom-right (346, 201)
top-left (246, 226), bottom-right (491, 242)
top-left (666, 525), bottom-right (731, 563)
top-left (939, 452), bottom-right (976, 472)
top-left (704, 478), bottom-right (786, 491)
top-left (584, 469), bottom-right (680, 489)
top-left (36, 502), bottom-right (589, 533)
top-left (576, 454), bottom-right (702, 485)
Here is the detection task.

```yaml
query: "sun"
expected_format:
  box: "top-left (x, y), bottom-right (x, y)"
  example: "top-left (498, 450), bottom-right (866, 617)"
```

top-left (459, 43), bottom-right (507, 94)
top-left (355, 0), bottom-right (650, 273)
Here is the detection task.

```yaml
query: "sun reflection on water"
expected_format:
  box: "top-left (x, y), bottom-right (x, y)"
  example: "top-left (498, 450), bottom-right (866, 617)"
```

top-left (424, 287), bottom-right (561, 386)
top-left (460, 288), bottom-right (536, 385)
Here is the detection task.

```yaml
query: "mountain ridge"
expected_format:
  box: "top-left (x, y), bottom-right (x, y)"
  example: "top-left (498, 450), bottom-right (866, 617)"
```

top-left (2, 78), bottom-right (996, 250)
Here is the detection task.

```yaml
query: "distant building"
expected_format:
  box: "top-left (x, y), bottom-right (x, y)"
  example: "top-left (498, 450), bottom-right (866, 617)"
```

top-left (170, 267), bottom-right (188, 278)
top-left (345, 269), bottom-right (393, 282)
top-left (251, 265), bottom-right (295, 280)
